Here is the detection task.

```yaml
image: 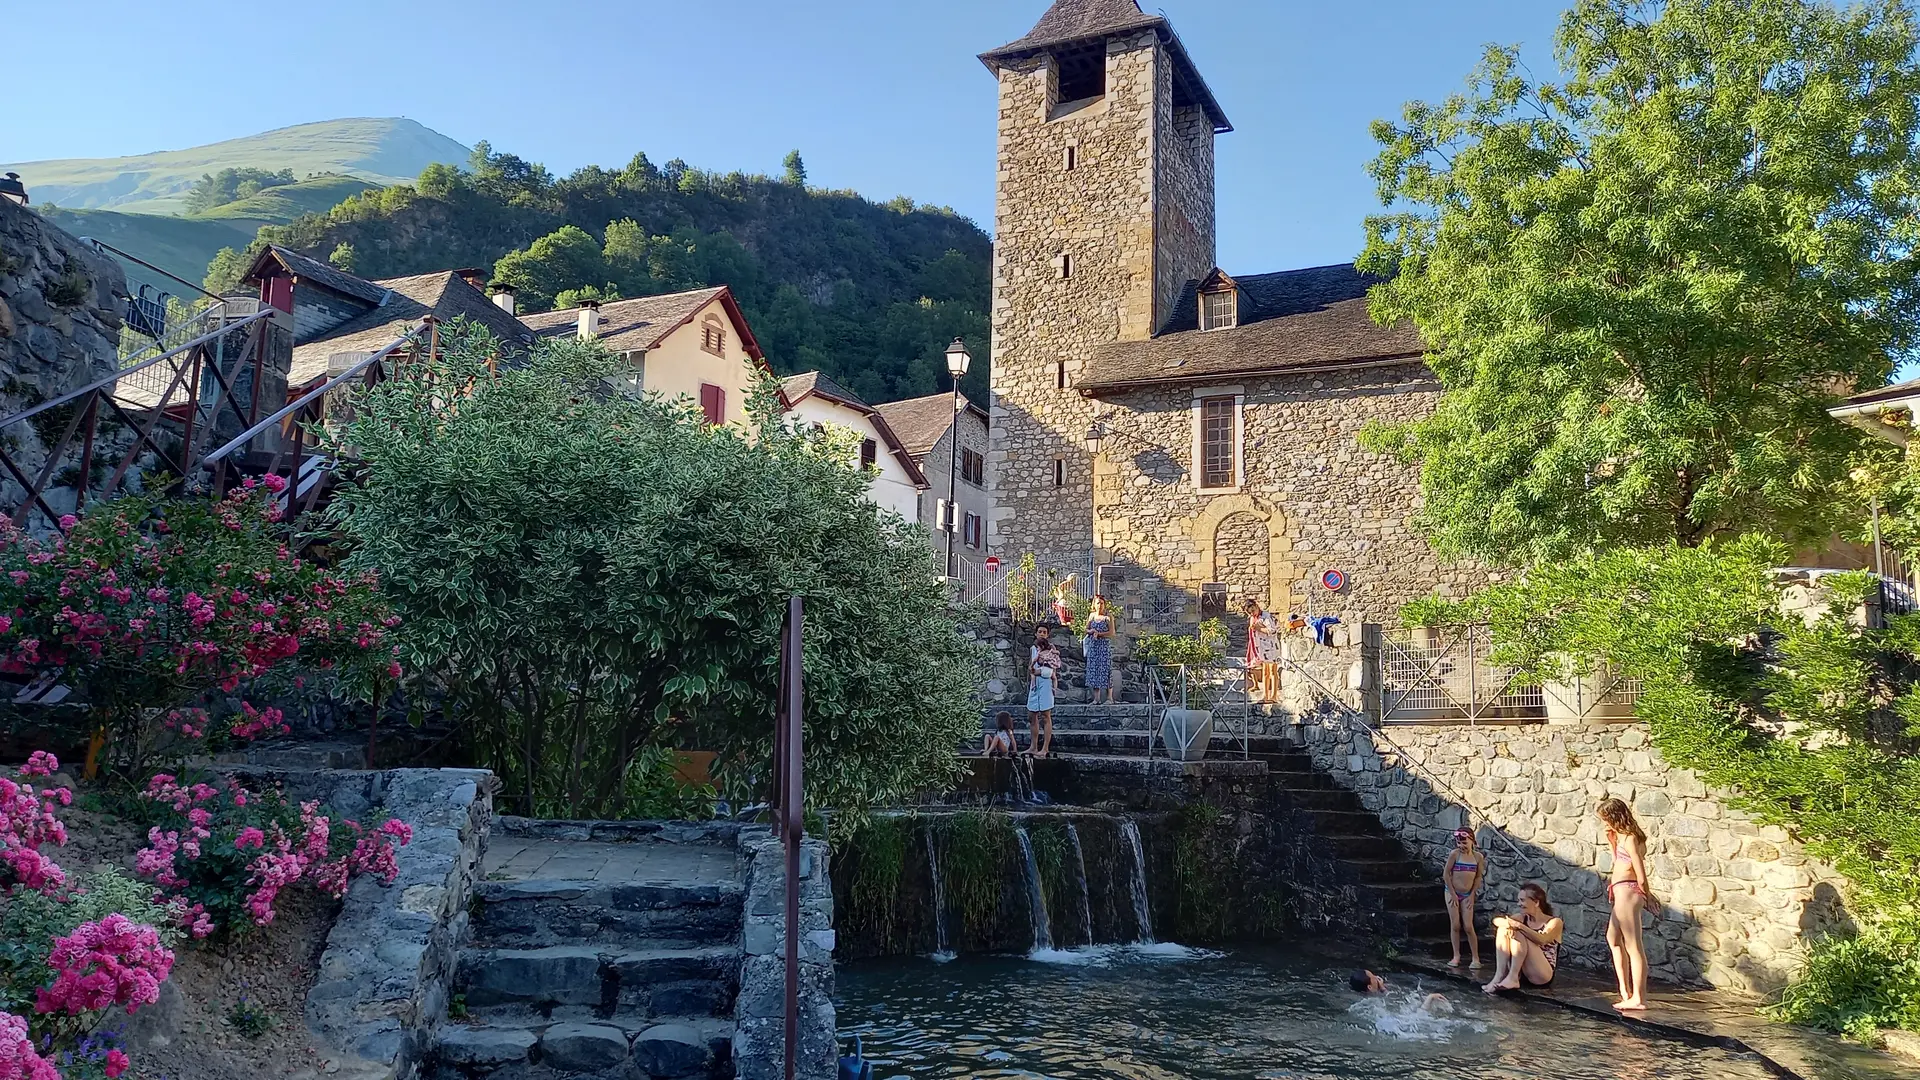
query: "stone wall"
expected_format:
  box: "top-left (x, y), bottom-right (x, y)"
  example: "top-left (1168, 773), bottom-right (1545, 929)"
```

top-left (734, 828), bottom-right (835, 1080)
top-left (1293, 712), bottom-right (1852, 993)
top-left (987, 27), bottom-right (1212, 565)
top-left (1091, 363), bottom-right (1491, 638)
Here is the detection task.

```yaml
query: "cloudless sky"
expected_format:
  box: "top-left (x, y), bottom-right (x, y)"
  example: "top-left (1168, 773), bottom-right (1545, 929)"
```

top-left (4, 1), bottom-right (1564, 272)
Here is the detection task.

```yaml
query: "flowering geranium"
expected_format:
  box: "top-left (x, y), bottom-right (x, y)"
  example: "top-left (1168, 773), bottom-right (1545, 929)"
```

top-left (132, 774), bottom-right (409, 934)
top-left (0, 775), bottom-right (71, 896)
top-left (0, 486), bottom-right (401, 778)
top-left (0, 1010), bottom-right (58, 1080)
top-left (35, 916), bottom-right (173, 1018)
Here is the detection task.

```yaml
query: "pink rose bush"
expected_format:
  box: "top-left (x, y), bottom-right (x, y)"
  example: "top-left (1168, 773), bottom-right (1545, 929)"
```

top-left (35, 917), bottom-right (173, 1018)
top-left (0, 770), bottom-right (70, 896)
top-left (0, 1011), bottom-right (58, 1080)
top-left (134, 773), bottom-right (411, 934)
top-left (0, 486), bottom-right (401, 778)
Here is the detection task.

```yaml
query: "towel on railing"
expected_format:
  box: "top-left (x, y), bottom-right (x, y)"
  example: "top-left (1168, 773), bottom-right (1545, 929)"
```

top-left (1307, 615), bottom-right (1342, 646)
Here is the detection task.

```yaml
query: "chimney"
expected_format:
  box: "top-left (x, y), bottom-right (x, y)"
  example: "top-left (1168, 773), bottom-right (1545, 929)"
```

top-left (577, 298), bottom-right (601, 340)
top-left (453, 267), bottom-right (487, 293)
top-left (490, 284), bottom-right (516, 316)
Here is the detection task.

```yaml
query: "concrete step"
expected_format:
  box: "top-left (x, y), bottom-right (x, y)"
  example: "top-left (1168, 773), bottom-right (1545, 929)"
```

top-left (472, 879), bottom-right (745, 949)
top-left (433, 1015), bottom-right (732, 1079)
top-left (457, 944), bottom-right (738, 1017)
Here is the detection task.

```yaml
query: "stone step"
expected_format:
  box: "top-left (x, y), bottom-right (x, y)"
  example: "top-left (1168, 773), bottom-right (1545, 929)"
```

top-left (1362, 881), bottom-right (1445, 913)
top-left (458, 945), bottom-right (738, 1017)
top-left (433, 1015), bottom-right (732, 1079)
top-left (472, 879), bottom-right (745, 949)
top-left (1273, 786), bottom-right (1362, 811)
top-left (1344, 858), bottom-right (1428, 885)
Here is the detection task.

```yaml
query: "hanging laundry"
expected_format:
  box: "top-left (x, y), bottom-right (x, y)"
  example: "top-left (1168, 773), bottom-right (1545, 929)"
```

top-left (1286, 612), bottom-right (1307, 631)
top-left (1307, 615), bottom-right (1342, 646)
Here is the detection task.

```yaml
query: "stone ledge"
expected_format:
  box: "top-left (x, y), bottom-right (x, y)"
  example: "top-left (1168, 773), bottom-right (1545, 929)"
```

top-left (492, 816), bottom-right (743, 845)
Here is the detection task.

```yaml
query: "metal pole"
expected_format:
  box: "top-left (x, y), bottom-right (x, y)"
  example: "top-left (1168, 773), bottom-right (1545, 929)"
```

top-left (944, 378), bottom-right (961, 580)
top-left (1871, 498), bottom-right (1886, 578)
top-left (778, 596), bottom-right (804, 1080)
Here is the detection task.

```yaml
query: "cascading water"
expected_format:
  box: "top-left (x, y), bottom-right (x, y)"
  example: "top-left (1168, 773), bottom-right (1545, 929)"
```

top-left (1012, 823), bottom-right (1054, 951)
top-left (924, 821), bottom-right (953, 961)
top-left (1008, 755), bottom-right (1035, 804)
top-left (1065, 822), bottom-right (1094, 947)
top-left (1120, 818), bottom-right (1155, 944)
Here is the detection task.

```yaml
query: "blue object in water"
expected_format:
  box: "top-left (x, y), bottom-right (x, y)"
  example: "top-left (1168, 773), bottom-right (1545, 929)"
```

top-left (838, 1036), bottom-right (874, 1080)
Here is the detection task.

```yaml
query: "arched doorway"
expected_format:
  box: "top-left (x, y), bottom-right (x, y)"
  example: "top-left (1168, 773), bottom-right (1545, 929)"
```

top-left (1215, 512), bottom-right (1270, 614)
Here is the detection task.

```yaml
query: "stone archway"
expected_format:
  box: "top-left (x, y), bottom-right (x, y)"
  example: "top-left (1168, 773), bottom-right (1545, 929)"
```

top-left (1192, 494), bottom-right (1296, 614)
top-left (1214, 513), bottom-right (1269, 613)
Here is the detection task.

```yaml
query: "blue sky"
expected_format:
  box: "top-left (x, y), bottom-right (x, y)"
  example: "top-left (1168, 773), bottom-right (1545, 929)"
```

top-left (5, 0), bottom-right (1563, 272)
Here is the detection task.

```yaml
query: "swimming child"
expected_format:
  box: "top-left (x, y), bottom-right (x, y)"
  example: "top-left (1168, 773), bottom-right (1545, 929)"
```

top-left (1350, 969), bottom-right (1451, 1014)
top-left (1443, 827), bottom-right (1486, 969)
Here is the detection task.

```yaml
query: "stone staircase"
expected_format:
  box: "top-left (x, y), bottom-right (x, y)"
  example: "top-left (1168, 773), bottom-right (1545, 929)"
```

top-left (430, 828), bottom-right (745, 1079)
top-left (980, 706), bottom-right (1459, 957)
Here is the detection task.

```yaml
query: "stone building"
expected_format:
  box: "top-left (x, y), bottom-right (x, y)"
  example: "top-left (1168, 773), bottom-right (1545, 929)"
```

top-left (981, 0), bottom-right (1484, 637)
top-left (874, 391), bottom-right (991, 567)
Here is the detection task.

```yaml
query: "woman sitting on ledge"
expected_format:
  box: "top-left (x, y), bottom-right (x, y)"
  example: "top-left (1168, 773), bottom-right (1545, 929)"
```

top-left (1482, 883), bottom-right (1562, 994)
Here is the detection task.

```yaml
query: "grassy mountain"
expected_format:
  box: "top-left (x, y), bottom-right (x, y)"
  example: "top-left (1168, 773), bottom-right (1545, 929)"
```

top-left (229, 147), bottom-right (993, 404)
top-left (36, 175), bottom-right (378, 297)
top-left (4, 118), bottom-right (466, 215)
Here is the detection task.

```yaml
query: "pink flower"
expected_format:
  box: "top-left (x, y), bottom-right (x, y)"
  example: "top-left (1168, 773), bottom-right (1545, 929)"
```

top-left (234, 827), bottom-right (265, 850)
top-left (0, 1009), bottom-right (59, 1080)
top-left (36, 914), bottom-right (174, 1016)
top-left (18, 751), bottom-right (56, 778)
top-left (7, 571), bottom-right (26, 586)
top-left (105, 1049), bottom-right (130, 1077)
top-left (55, 515), bottom-right (76, 532)
top-left (260, 473), bottom-right (288, 493)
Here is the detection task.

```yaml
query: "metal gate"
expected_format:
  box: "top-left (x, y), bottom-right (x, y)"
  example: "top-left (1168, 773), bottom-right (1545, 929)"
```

top-left (1378, 624), bottom-right (1641, 724)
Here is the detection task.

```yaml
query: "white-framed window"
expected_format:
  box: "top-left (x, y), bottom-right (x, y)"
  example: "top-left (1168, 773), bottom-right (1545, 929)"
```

top-left (964, 512), bottom-right (983, 549)
top-left (1200, 288), bottom-right (1237, 331)
top-left (1191, 387), bottom-right (1245, 492)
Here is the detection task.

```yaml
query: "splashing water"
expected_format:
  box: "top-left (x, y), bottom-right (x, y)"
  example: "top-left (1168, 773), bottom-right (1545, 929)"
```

top-left (924, 821), bottom-right (954, 963)
top-left (1120, 817), bottom-right (1154, 943)
top-left (1012, 823), bottom-right (1053, 952)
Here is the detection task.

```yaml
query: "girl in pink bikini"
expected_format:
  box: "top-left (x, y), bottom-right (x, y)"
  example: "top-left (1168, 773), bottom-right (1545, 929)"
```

top-left (1599, 797), bottom-right (1661, 1011)
top-left (1442, 827), bottom-right (1486, 969)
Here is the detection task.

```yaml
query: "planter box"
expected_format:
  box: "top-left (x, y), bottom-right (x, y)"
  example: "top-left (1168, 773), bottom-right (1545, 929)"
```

top-left (1160, 708), bottom-right (1214, 761)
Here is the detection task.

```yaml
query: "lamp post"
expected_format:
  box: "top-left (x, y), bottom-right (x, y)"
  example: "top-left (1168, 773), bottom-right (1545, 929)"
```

top-left (1084, 422), bottom-right (1105, 584)
top-left (943, 338), bottom-right (972, 581)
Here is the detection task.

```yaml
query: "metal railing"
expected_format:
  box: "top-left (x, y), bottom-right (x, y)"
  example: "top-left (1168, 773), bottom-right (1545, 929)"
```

top-left (1377, 623), bottom-right (1640, 725)
top-left (1143, 662), bottom-right (1250, 758)
top-left (0, 306), bottom-right (279, 531)
top-left (770, 596), bottom-right (805, 1080)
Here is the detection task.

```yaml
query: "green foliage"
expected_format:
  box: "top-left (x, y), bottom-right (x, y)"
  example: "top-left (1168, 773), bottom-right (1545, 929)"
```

top-left (327, 242), bottom-right (356, 272)
top-left (325, 322), bottom-right (983, 819)
top-left (1004, 553), bottom-right (1038, 624)
top-left (1136, 619), bottom-right (1229, 668)
top-left (230, 143), bottom-right (991, 404)
top-left (1358, 0), bottom-right (1920, 566)
top-left (1768, 917), bottom-right (1920, 1041)
top-left (204, 246), bottom-right (249, 294)
top-left (0, 868), bottom-right (179, 1016)
top-left (1398, 594), bottom-right (1465, 628)
top-left (226, 994), bottom-right (276, 1039)
top-left (843, 814), bottom-right (912, 953)
top-left (1458, 538), bottom-right (1920, 1030)
top-left (183, 167), bottom-right (297, 215)
top-left (940, 811), bottom-right (1011, 943)
top-left (1168, 802), bottom-right (1230, 941)
top-left (782, 150), bottom-right (807, 187)
top-left (45, 267), bottom-right (89, 307)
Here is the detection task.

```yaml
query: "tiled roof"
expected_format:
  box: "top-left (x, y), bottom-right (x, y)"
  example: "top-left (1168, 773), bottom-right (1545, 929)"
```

top-left (978, 0), bottom-right (1230, 131)
top-left (1079, 264), bottom-right (1425, 393)
top-left (254, 245), bottom-right (389, 307)
top-left (287, 271), bottom-right (533, 387)
top-left (1837, 374), bottom-right (1920, 409)
top-left (780, 371), bottom-right (929, 487)
top-left (519, 287), bottom-right (729, 356)
top-left (873, 392), bottom-right (987, 459)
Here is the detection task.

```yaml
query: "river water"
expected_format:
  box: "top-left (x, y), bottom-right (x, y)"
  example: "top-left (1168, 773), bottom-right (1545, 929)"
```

top-left (837, 944), bottom-right (1778, 1080)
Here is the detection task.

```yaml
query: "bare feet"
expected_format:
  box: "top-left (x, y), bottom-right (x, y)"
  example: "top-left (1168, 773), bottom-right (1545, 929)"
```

top-left (1481, 981), bottom-right (1500, 995)
top-left (1448, 956), bottom-right (1464, 968)
top-left (1614, 999), bottom-right (1646, 1011)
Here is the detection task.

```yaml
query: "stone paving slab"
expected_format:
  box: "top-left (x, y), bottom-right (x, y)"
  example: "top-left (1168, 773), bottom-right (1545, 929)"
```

top-left (483, 837), bottom-right (742, 886)
top-left (1396, 955), bottom-right (1912, 1080)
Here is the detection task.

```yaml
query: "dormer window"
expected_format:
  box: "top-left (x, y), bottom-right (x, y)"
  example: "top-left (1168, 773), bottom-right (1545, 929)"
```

top-left (1200, 287), bottom-right (1237, 331)
top-left (700, 313), bottom-right (727, 356)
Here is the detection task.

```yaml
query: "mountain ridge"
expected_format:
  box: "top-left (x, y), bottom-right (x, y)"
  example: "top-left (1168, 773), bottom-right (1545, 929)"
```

top-left (3, 118), bottom-right (468, 215)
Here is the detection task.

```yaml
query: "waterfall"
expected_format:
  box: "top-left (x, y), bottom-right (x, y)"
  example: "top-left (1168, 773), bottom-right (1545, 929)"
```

top-left (924, 821), bottom-right (953, 961)
top-left (1065, 822), bottom-right (1094, 947)
top-left (1008, 755), bottom-right (1035, 804)
top-left (1120, 818), bottom-right (1155, 944)
top-left (1012, 823), bottom-right (1054, 951)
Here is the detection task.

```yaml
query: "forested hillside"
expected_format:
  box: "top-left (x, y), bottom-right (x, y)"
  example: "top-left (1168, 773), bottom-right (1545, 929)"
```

top-left (209, 145), bottom-right (992, 404)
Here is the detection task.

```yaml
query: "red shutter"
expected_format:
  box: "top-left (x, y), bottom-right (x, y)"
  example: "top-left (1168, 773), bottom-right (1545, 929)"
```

top-left (700, 383), bottom-right (725, 425)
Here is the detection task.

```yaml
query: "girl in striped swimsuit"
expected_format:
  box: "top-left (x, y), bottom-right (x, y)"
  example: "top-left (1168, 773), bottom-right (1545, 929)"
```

top-left (1600, 797), bottom-right (1661, 1011)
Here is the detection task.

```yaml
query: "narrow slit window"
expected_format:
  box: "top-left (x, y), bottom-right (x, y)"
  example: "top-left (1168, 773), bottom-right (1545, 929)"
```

top-left (1058, 253), bottom-right (1072, 279)
top-left (1064, 146), bottom-right (1078, 171)
top-left (1200, 396), bottom-right (1236, 488)
top-left (1053, 458), bottom-right (1065, 487)
top-left (1056, 361), bottom-right (1067, 389)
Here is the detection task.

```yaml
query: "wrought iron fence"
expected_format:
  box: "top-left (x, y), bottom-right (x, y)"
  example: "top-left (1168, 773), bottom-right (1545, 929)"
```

top-left (1377, 624), bottom-right (1640, 725)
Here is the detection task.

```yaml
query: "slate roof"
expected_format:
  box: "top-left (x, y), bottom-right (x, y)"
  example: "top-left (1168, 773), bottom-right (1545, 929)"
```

top-left (250, 245), bottom-right (389, 307)
top-left (519, 287), bottom-right (736, 356)
top-left (979, 0), bottom-right (1230, 131)
top-left (1078, 264), bottom-right (1425, 393)
top-left (1837, 374), bottom-right (1920, 409)
top-left (873, 392), bottom-right (988, 460)
top-left (780, 372), bottom-right (930, 487)
top-left (288, 270), bottom-right (534, 387)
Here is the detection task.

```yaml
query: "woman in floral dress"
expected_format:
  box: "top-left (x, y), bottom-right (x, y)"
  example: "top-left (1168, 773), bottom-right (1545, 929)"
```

top-left (1084, 595), bottom-right (1116, 704)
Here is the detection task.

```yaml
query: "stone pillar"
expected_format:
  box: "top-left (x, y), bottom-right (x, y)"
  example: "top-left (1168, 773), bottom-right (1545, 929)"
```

top-left (734, 827), bottom-right (836, 1080)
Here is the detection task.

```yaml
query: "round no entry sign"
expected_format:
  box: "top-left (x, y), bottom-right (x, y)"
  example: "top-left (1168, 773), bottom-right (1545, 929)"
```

top-left (986, 556), bottom-right (1001, 576)
top-left (1322, 569), bottom-right (1347, 592)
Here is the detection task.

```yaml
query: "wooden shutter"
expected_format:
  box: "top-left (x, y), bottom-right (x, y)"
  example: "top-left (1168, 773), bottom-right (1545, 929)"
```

top-left (700, 383), bottom-right (725, 425)
top-left (860, 439), bottom-right (878, 471)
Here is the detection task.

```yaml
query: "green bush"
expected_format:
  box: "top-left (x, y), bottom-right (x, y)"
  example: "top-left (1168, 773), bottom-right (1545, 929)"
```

top-left (1768, 916), bottom-right (1920, 1043)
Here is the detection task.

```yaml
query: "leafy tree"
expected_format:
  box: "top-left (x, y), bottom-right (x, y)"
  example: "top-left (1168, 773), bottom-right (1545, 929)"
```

top-left (323, 322), bottom-right (982, 818)
top-left (203, 246), bottom-right (249, 295)
top-left (553, 283), bottom-right (621, 309)
top-left (1432, 540), bottom-right (1920, 1036)
top-left (184, 167), bottom-right (297, 215)
top-left (327, 242), bottom-right (356, 273)
top-left (489, 225), bottom-right (613, 313)
top-left (783, 150), bottom-right (808, 187)
top-left (1358, 0), bottom-right (1920, 566)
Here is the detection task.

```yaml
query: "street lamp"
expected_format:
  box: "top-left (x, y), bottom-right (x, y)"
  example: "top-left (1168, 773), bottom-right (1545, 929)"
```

top-left (1084, 421), bottom-right (1104, 456)
top-left (943, 338), bottom-right (972, 581)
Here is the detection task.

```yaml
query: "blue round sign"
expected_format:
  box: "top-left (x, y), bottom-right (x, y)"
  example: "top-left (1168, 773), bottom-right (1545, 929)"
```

top-left (1321, 569), bottom-right (1347, 592)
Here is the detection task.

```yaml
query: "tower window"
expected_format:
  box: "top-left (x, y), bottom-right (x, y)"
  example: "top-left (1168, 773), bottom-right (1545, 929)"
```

top-left (1056, 360), bottom-right (1067, 389)
top-left (1201, 288), bottom-right (1238, 331)
top-left (1057, 253), bottom-right (1072, 279)
top-left (1054, 458), bottom-right (1065, 487)
top-left (1064, 146), bottom-right (1078, 171)
top-left (1055, 43), bottom-right (1106, 104)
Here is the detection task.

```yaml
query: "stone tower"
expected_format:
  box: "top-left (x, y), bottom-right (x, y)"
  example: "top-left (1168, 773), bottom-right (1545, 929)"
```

top-left (980, 0), bottom-right (1229, 567)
